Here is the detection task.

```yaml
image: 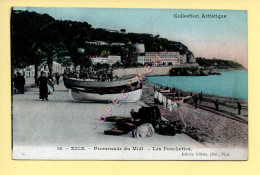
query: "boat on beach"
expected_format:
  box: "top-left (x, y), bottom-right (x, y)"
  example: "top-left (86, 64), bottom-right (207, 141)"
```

top-left (63, 74), bottom-right (143, 102)
top-left (171, 97), bottom-right (184, 105)
top-left (154, 89), bottom-right (191, 108)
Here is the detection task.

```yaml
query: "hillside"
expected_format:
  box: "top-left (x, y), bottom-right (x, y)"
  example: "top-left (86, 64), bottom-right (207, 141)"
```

top-left (11, 10), bottom-right (194, 69)
top-left (196, 57), bottom-right (245, 70)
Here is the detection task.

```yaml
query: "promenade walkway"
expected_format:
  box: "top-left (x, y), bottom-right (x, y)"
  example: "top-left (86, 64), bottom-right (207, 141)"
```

top-left (12, 79), bottom-right (205, 160)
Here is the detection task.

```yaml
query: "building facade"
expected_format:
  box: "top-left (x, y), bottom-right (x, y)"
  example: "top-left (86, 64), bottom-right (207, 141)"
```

top-left (16, 61), bottom-right (65, 78)
top-left (90, 57), bottom-right (108, 65)
top-left (90, 55), bottom-right (121, 65)
top-left (137, 52), bottom-right (186, 66)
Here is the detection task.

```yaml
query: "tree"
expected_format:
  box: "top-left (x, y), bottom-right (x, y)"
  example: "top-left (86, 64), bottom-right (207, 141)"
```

top-left (56, 56), bottom-right (72, 70)
top-left (112, 61), bottom-right (123, 68)
top-left (120, 29), bottom-right (126, 33)
top-left (11, 9), bottom-right (197, 79)
top-left (93, 63), bottom-right (102, 70)
top-left (80, 56), bottom-right (92, 71)
top-left (102, 63), bottom-right (110, 70)
top-left (11, 10), bottom-right (59, 83)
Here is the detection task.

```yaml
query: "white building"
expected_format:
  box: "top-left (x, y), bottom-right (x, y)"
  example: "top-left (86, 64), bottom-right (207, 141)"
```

top-left (133, 43), bottom-right (145, 53)
top-left (67, 65), bottom-right (81, 73)
top-left (107, 56), bottom-right (121, 65)
top-left (85, 41), bottom-right (108, 46)
top-left (24, 65), bottom-right (35, 78)
top-left (90, 57), bottom-right (108, 65)
top-left (137, 52), bottom-right (186, 66)
top-left (20, 61), bottom-right (65, 78)
top-left (52, 61), bottom-right (65, 74)
top-left (90, 55), bottom-right (121, 65)
top-left (111, 42), bottom-right (125, 46)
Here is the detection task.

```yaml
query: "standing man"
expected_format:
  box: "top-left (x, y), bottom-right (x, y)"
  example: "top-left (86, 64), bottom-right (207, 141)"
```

top-left (215, 99), bottom-right (219, 111)
top-left (37, 71), bottom-right (49, 101)
top-left (17, 72), bottom-right (25, 94)
top-left (189, 92), bottom-right (193, 102)
top-left (199, 92), bottom-right (203, 103)
top-left (55, 73), bottom-right (60, 85)
top-left (237, 102), bottom-right (242, 115)
top-left (194, 95), bottom-right (198, 109)
top-left (82, 70), bottom-right (87, 81)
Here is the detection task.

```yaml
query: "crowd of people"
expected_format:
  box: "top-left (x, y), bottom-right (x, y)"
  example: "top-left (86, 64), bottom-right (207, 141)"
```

top-left (13, 72), bottom-right (25, 94)
top-left (13, 68), bottom-right (114, 100)
top-left (13, 71), bottom-right (61, 101)
top-left (64, 68), bottom-right (113, 82)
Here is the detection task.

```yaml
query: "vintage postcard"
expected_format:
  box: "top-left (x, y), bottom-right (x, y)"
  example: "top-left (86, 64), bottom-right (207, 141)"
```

top-left (11, 7), bottom-right (248, 160)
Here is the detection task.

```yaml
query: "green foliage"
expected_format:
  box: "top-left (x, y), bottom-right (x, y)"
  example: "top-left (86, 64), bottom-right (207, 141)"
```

top-left (11, 10), bottom-right (58, 68)
top-left (93, 63), bottom-right (109, 70)
top-left (112, 62), bottom-right (123, 68)
top-left (11, 10), bottom-right (193, 72)
top-left (120, 29), bottom-right (126, 33)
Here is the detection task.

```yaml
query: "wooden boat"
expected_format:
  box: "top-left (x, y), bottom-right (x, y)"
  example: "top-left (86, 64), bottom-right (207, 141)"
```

top-left (171, 97), bottom-right (184, 105)
top-left (154, 90), bottom-right (188, 106)
top-left (63, 74), bottom-right (143, 102)
top-left (158, 89), bottom-right (171, 93)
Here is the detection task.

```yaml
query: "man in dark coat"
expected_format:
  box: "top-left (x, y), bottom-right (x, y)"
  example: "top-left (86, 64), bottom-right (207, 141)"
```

top-left (37, 71), bottom-right (48, 101)
top-left (215, 99), bottom-right (219, 111)
top-left (199, 92), bottom-right (203, 103)
top-left (194, 95), bottom-right (198, 109)
top-left (16, 72), bottom-right (25, 94)
top-left (82, 70), bottom-right (87, 81)
top-left (237, 102), bottom-right (242, 115)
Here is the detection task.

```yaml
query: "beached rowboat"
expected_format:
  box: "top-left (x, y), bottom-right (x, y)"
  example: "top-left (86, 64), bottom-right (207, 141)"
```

top-left (171, 97), bottom-right (184, 105)
top-left (63, 75), bottom-right (143, 102)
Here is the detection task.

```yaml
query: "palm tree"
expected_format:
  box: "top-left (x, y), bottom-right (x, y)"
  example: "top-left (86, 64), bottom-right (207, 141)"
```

top-left (11, 10), bottom-right (59, 83)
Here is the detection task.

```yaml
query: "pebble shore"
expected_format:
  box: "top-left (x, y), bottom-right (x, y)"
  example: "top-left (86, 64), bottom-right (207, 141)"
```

top-left (142, 81), bottom-right (248, 147)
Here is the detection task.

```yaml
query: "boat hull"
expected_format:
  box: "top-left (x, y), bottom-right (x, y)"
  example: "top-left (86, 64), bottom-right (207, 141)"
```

top-left (69, 88), bottom-right (143, 102)
top-left (63, 75), bottom-right (143, 103)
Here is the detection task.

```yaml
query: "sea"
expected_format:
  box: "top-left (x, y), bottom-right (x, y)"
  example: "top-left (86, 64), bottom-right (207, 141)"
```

top-left (147, 71), bottom-right (248, 99)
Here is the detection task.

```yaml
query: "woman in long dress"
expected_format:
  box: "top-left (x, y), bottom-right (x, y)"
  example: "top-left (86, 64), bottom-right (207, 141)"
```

top-left (37, 71), bottom-right (48, 101)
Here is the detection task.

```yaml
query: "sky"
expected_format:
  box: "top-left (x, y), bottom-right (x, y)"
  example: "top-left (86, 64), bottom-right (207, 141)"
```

top-left (14, 7), bottom-right (248, 67)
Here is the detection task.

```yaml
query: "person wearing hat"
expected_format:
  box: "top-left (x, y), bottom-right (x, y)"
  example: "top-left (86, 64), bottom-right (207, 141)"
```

top-left (37, 71), bottom-right (49, 100)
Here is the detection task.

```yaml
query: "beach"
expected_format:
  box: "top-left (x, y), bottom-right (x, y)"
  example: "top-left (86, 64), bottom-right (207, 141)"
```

top-left (15, 76), bottom-right (248, 149)
top-left (12, 76), bottom-right (248, 160)
top-left (142, 80), bottom-right (248, 147)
